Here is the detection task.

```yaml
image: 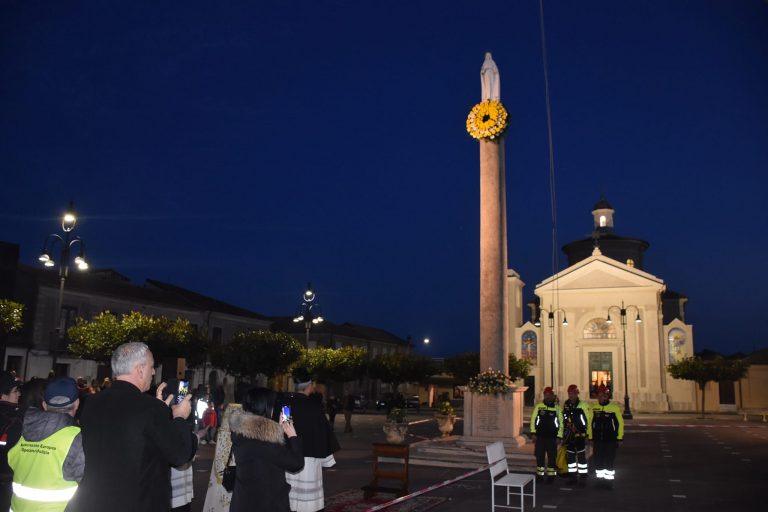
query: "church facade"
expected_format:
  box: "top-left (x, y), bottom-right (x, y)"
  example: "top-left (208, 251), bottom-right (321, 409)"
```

top-left (508, 200), bottom-right (697, 412)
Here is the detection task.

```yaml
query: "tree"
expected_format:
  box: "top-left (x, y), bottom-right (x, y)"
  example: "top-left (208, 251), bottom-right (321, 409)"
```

top-left (668, 356), bottom-right (749, 417)
top-left (443, 351), bottom-right (531, 385)
top-left (0, 299), bottom-right (24, 335)
top-left (369, 352), bottom-right (439, 392)
top-left (0, 299), bottom-right (24, 371)
top-left (444, 352), bottom-right (480, 385)
top-left (68, 311), bottom-right (196, 364)
top-left (508, 353), bottom-right (531, 382)
top-left (298, 346), bottom-right (368, 385)
top-left (212, 330), bottom-right (303, 383)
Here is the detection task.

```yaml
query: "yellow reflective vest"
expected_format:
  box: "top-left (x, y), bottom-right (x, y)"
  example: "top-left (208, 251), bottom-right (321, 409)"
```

top-left (7, 425), bottom-right (80, 512)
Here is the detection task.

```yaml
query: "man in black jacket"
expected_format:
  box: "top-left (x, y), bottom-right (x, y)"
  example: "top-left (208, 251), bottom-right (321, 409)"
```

top-left (71, 342), bottom-right (198, 512)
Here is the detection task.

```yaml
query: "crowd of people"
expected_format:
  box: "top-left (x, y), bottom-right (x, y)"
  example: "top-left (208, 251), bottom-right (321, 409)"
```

top-left (530, 383), bottom-right (625, 488)
top-left (0, 343), bottom-right (339, 512)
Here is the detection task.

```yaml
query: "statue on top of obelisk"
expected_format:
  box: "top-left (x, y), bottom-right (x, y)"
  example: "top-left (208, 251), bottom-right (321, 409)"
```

top-left (480, 52), bottom-right (500, 101)
top-left (465, 52), bottom-right (509, 375)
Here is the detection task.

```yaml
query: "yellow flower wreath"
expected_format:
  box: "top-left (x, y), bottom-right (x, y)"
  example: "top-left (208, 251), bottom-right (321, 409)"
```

top-left (466, 99), bottom-right (509, 140)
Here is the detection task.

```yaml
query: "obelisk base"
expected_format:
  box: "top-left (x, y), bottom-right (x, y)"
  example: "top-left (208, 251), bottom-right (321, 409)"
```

top-left (462, 386), bottom-right (528, 447)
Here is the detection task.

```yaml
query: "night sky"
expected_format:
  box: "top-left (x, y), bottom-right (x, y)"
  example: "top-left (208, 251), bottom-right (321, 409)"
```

top-left (1, 1), bottom-right (766, 357)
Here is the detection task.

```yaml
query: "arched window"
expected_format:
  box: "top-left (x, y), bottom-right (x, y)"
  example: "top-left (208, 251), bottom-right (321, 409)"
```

top-left (668, 328), bottom-right (686, 364)
top-left (583, 318), bottom-right (617, 339)
top-left (599, 215), bottom-right (607, 227)
top-left (521, 330), bottom-right (537, 364)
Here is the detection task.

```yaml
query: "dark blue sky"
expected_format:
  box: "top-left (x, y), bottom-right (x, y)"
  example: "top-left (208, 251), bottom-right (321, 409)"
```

top-left (1, 1), bottom-right (766, 356)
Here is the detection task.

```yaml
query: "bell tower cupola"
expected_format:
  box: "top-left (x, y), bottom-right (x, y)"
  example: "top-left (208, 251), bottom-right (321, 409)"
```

top-left (592, 198), bottom-right (614, 234)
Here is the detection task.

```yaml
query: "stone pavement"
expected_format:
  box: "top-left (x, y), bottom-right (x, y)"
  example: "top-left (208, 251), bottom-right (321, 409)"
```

top-left (191, 409), bottom-right (767, 512)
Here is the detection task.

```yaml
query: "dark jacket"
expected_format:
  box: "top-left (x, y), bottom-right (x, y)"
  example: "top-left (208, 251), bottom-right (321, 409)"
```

top-left (71, 380), bottom-right (197, 512)
top-left (229, 409), bottom-right (304, 512)
top-left (530, 401), bottom-right (564, 439)
top-left (285, 392), bottom-right (340, 458)
top-left (591, 401), bottom-right (624, 442)
top-left (0, 400), bottom-right (22, 482)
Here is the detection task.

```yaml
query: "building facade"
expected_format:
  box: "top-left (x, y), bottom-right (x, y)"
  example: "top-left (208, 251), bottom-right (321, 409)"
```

top-left (507, 200), bottom-right (698, 412)
top-left (1, 241), bottom-right (410, 396)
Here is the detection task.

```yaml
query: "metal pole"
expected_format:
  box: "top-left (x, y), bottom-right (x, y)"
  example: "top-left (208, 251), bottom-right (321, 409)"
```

top-left (549, 312), bottom-right (555, 389)
top-left (52, 261), bottom-right (68, 372)
top-left (621, 311), bottom-right (633, 419)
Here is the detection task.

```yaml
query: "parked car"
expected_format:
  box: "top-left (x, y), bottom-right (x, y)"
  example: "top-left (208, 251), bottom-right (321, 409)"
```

top-left (405, 395), bottom-right (421, 409)
top-left (375, 392), bottom-right (404, 411)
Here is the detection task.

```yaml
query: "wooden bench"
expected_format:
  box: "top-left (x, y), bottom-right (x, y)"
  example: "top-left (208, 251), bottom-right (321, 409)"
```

top-left (739, 409), bottom-right (768, 422)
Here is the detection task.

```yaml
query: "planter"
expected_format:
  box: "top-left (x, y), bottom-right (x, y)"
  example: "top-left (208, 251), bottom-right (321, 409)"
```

top-left (434, 414), bottom-right (456, 437)
top-left (382, 421), bottom-right (408, 444)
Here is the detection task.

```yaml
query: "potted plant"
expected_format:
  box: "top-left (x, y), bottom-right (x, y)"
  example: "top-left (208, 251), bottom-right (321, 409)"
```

top-left (434, 401), bottom-right (456, 437)
top-left (382, 407), bottom-right (408, 444)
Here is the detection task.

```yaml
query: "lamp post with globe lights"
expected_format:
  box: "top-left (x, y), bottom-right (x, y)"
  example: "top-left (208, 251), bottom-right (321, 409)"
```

top-left (293, 283), bottom-right (324, 345)
top-left (606, 301), bottom-right (642, 419)
top-left (38, 202), bottom-right (89, 370)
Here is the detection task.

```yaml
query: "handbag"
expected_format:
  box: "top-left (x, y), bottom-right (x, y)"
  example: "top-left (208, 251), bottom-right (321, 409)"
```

top-left (220, 443), bottom-right (236, 492)
top-left (556, 445), bottom-right (569, 475)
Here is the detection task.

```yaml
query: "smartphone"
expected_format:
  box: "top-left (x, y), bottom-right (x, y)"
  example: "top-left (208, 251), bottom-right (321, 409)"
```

top-left (176, 380), bottom-right (189, 404)
top-left (280, 405), bottom-right (291, 423)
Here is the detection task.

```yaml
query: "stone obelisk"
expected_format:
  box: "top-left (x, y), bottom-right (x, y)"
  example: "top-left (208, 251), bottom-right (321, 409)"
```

top-left (478, 53), bottom-right (509, 375)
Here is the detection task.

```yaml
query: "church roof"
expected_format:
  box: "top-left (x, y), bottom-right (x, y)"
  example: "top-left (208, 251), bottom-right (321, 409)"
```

top-left (535, 253), bottom-right (665, 290)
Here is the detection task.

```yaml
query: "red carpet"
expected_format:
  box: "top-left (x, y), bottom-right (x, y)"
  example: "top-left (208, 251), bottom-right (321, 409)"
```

top-left (324, 489), bottom-right (446, 512)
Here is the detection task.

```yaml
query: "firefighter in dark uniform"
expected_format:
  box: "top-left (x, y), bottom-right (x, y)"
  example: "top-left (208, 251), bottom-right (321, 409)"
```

top-left (529, 386), bottom-right (563, 483)
top-left (562, 384), bottom-right (591, 486)
top-left (590, 385), bottom-right (624, 488)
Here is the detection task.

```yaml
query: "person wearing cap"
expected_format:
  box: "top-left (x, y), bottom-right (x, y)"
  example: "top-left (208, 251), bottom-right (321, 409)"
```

top-left (590, 385), bottom-right (624, 488)
top-left (284, 368), bottom-right (340, 512)
top-left (70, 342), bottom-right (198, 512)
top-left (7, 376), bottom-right (84, 512)
top-left (562, 384), bottom-right (592, 486)
top-left (0, 371), bottom-right (23, 511)
top-left (530, 386), bottom-right (564, 483)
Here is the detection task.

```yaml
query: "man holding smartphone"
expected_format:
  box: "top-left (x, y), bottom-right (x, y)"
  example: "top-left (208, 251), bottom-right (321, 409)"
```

top-left (71, 342), bottom-right (198, 512)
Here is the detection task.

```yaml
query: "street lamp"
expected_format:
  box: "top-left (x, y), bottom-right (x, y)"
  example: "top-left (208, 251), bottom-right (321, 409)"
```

top-left (292, 282), bottom-right (324, 345)
top-left (534, 305), bottom-right (568, 390)
top-left (423, 338), bottom-right (430, 345)
top-left (39, 201), bottom-right (89, 370)
top-left (605, 301), bottom-right (642, 419)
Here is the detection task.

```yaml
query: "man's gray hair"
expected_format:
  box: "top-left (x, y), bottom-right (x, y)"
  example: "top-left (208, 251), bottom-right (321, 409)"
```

top-left (295, 380), bottom-right (313, 392)
top-left (112, 342), bottom-right (151, 377)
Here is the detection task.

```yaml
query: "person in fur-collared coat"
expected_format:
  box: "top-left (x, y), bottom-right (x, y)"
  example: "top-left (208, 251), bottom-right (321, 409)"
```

top-left (229, 387), bottom-right (304, 512)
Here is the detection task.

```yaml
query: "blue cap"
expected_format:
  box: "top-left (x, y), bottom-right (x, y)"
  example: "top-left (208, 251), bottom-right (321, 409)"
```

top-left (44, 377), bottom-right (79, 407)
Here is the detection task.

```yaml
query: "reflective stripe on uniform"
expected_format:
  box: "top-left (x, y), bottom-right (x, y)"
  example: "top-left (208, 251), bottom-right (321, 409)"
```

top-left (595, 469), bottom-right (605, 479)
top-left (577, 463), bottom-right (588, 474)
top-left (11, 483), bottom-right (77, 503)
top-left (604, 470), bottom-right (615, 480)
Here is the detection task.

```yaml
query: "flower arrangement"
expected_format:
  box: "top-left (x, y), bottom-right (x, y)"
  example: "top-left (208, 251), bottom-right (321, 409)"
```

top-left (386, 407), bottom-right (407, 424)
top-left (437, 401), bottom-right (455, 416)
top-left (466, 99), bottom-right (509, 140)
top-left (468, 369), bottom-right (511, 395)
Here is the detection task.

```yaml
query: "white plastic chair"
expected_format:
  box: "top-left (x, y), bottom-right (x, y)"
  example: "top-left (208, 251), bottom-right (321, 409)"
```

top-left (486, 441), bottom-right (536, 512)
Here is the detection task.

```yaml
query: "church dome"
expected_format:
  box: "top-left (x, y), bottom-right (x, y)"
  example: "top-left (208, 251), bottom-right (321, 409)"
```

top-left (592, 198), bottom-right (613, 211)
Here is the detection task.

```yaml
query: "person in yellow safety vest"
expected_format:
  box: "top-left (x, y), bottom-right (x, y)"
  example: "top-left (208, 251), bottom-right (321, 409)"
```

top-left (589, 385), bottom-right (624, 489)
top-left (562, 384), bottom-right (592, 486)
top-left (529, 387), bottom-right (563, 483)
top-left (8, 377), bottom-right (84, 512)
